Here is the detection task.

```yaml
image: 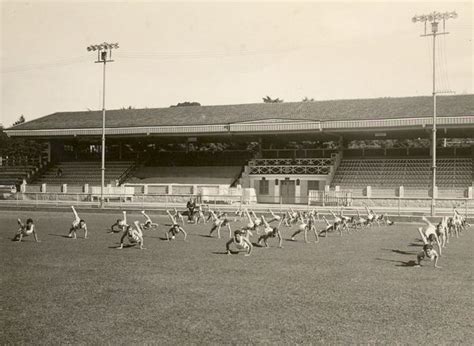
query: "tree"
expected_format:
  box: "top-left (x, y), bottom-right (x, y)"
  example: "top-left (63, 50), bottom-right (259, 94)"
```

top-left (12, 115), bottom-right (25, 127)
top-left (262, 96), bottom-right (283, 103)
top-left (170, 102), bottom-right (201, 107)
top-left (302, 97), bottom-right (315, 102)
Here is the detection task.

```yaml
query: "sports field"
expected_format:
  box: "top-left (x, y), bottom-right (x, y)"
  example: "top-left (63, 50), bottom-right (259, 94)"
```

top-left (1, 209), bottom-right (472, 344)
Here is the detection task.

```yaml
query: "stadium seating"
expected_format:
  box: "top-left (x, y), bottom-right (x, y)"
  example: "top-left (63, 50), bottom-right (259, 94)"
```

top-left (331, 158), bottom-right (473, 189)
top-left (0, 165), bottom-right (36, 186)
top-left (127, 166), bottom-right (242, 185)
top-left (145, 150), bottom-right (252, 166)
top-left (32, 161), bottom-right (135, 186)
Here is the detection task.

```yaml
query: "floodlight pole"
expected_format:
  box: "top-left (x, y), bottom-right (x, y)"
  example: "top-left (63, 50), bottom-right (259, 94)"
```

top-left (87, 42), bottom-right (119, 208)
top-left (100, 59), bottom-right (107, 209)
top-left (412, 11), bottom-right (457, 216)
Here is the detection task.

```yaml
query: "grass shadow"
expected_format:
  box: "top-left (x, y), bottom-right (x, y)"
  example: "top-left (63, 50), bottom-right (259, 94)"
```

top-left (376, 257), bottom-right (418, 267)
top-left (408, 243), bottom-right (423, 247)
top-left (382, 248), bottom-right (417, 255)
top-left (48, 233), bottom-right (72, 238)
top-left (108, 244), bottom-right (136, 249)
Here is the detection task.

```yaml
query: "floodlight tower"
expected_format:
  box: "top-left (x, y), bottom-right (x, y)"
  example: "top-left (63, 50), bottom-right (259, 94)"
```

top-left (412, 11), bottom-right (457, 216)
top-left (87, 42), bottom-right (119, 208)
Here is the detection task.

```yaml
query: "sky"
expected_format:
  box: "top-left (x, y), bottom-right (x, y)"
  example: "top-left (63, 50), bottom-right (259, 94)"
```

top-left (1, 0), bottom-right (472, 127)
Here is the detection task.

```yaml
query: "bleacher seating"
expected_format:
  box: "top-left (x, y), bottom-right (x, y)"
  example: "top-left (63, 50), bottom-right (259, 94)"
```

top-left (146, 150), bottom-right (252, 166)
top-left (127, 166), bottom-right (242, 185)
top-left (0, 165), bottom-right (35, 186)
top-left (331, 158), bottom-right (473, 189)
top-left (32, 161), bottom-right (134, 185)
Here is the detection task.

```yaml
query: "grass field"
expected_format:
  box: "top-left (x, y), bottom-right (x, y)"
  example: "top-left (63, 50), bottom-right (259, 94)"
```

top-left (1, 209), bottom-right (473, 344)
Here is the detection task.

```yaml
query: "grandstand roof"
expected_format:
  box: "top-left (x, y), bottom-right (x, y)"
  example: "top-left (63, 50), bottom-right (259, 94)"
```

top-left (8, 94), bottom-right (474, 132)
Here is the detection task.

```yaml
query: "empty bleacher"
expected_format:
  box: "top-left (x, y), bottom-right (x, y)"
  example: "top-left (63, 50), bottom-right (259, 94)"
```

top-left (127, 166), bottom-right (242, 185)
top-left (331, 158), bottom-right (473, 189)
top-left (32, 161), bottom-right (135, 185)
top-left (146, 150), bottom-right (252, 166)
top-left (0, 165), bottom-right (36, 186)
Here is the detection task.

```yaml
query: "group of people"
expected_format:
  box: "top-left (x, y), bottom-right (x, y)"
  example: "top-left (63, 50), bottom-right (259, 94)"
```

top-left (414, 209), bottom-right (470, 268)
top-left (10, 201), bottom-right (470, 268)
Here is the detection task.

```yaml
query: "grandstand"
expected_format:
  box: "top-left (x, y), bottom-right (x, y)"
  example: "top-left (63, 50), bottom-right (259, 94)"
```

top-left (128, 166), bottom-right (242, 185)
top-left (3, 94), bottom-right (473, 203)
top-left (32, 161), bottom-right (135, 185)
top-left (332, 158), bottom-right (472, 189)
top-left (0, 164), bottom-right (36, 186)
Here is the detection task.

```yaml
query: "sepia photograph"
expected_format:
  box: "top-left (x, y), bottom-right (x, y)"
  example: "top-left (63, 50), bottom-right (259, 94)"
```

top-left (1, 0), bottom-right (473, 344)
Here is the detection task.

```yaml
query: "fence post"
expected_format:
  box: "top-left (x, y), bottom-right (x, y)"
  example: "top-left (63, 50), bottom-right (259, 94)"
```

top-left (398, 197), bottom-right (401, 217)
top-left (465, 199), bottom-right (468, 218)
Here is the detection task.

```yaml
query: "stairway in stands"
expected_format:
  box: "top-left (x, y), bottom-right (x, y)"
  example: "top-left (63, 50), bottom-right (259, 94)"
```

top-left (32, 161), bottom-right (135, 186)
top-left (331, 158), bottom-right (473, 189)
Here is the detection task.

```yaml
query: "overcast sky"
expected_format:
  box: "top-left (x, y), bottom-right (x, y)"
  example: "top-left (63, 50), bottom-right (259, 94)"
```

top-left (1, 0), bottom-right (472, 127)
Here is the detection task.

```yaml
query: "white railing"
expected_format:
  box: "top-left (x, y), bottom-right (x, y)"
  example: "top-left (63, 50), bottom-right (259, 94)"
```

top-left (249, 158), bottom-right (333, 166)
top-left (249, 165), bottom-right (331, 175)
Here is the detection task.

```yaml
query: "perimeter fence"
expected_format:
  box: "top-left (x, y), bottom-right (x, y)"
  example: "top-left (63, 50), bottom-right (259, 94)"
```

top-left (0, 191), bottom-right (472, 218)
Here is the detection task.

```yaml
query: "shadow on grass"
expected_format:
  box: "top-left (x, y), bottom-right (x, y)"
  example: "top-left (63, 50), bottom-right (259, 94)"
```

top-left (382, 248), bottom-right (417, 255)
top-left (376, 257), bottom-right (418, 267)
top-left (212, 251), bottom-right (235, 255)
top-left (408, 242), bottom-right (424, 247)
top-left (108, 244), bottom-right (136, 249)
top-left (48, 233), bottom-right (73, 239)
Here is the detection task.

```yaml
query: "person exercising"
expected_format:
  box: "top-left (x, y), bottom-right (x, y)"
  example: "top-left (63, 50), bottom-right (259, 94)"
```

top-left (12, 218), bottom-right (40, 242)
top-left (118, 221), bottom-right (145, 250)
top-left (226, 229), bottom-right (252, 256)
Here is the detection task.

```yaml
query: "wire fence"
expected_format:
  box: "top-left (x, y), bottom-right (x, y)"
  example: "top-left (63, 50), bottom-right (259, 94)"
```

top-left (0, 192), bottom-right (472, 218)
